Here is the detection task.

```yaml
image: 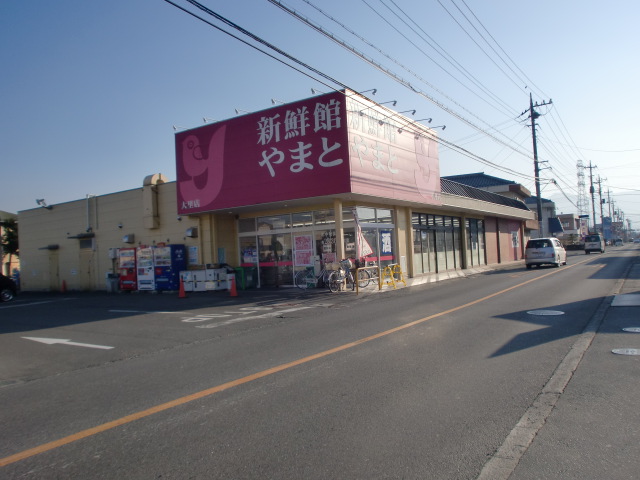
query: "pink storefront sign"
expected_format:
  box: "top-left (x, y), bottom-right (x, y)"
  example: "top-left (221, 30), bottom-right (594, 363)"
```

top-left (175, 90), bottom-right (442, 215)
top-left (176, 91), bottom-right (351, 214)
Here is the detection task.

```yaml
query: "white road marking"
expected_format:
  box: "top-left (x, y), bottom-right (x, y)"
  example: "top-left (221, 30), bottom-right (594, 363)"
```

top-left (22, 337), bottom-right (114, 350)
top-left (195, 306), bottom-right (313, 329)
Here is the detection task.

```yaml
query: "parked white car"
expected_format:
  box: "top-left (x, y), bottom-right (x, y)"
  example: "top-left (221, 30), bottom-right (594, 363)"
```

top-left (525, 237), bottom-right (567, 269)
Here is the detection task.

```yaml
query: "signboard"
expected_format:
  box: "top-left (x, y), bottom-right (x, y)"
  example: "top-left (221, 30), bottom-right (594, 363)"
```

top-left (175, 90), bottom-right (442, 214)
top-left (176, 91), bottom-right (350, 214)
top-left (346, 95), bottom-right (442, 206)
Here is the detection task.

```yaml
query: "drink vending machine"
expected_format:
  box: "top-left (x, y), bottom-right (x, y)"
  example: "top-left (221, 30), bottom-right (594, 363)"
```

top-left (153, 244), bottom-right (187, 291)
top-left (118, 248), bottom-right (137, 291)
top-left (136, 247), bottom-right (155, 291)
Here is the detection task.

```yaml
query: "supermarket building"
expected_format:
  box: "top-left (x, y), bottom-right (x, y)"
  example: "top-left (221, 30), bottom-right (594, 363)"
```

top-left (18, 90), bottom-right (535, 292)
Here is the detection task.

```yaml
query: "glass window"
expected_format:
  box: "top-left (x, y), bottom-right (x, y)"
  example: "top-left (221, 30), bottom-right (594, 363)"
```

top-left (257, 215), bottom-right (291, 231)
top-left (377, 209), bottom-right (393, 224)
top-left (341, 208), bottom-right (355, 224)
top-left (314, 210), bottom-right (335, 225)
top-left (445, 230), bottom-right (455, 269)
top-left (258, 233), bottom-right (293, 287)
top-left (436, 229), bottom-right (446, 271)
top-left (413, 228), bottom-right (423, 273)
top-left (356, 207), bottom-right (376, 223)
top-left (361, 228), bottom-right (379, 261)
top-left (317, 229), bottom-right (337, 262)
top-left (292, 212), bottom-right (313, 228)
top-left (240, 237), bottom-right (258, 266)
top-left (343, 228), bottom-right (357, 259)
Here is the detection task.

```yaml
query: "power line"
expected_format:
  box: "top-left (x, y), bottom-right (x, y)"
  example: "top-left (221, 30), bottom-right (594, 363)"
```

top-left (267, 0), bottom-right (534, 161)
top-left (162, 0), bottom-right (537, 182)
top-left (435, 0), bottom-right (525, 93)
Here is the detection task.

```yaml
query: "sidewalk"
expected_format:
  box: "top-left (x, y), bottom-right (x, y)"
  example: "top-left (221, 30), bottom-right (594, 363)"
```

top-left (485, 259), bottom-right (640, 479)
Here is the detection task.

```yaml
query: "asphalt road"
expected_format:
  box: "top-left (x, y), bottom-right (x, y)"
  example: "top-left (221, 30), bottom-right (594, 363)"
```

top-left (0, 246), bottom-right (637, 479)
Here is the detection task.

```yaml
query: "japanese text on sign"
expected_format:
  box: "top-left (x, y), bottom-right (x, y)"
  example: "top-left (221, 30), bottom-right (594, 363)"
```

top-left (257, 99), bottom-right (344, 177)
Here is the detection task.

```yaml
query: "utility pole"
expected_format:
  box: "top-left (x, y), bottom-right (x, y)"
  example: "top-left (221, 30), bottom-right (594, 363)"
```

top-left (523, 93), bottom-right (552, 237)
top-left (597, 176), bottom-right (605, 239)
top-left (586, 162), bottom-right (597, 233)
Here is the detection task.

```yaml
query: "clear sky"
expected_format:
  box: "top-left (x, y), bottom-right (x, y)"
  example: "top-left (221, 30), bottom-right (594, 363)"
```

top-left (2, 0), bottom-right (639, 229)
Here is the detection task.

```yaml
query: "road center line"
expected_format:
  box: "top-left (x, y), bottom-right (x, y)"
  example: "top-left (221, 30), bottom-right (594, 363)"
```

top-left (0, 264), bottom-right (577, 468)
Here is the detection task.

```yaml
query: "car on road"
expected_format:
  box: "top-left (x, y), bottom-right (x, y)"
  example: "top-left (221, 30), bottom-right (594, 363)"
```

top-left (0, 273), bottom-right (18, 302)
top-left (584, 234), bottom-right (605, 254)
top-left (525, 237), bottom-right (567, 269)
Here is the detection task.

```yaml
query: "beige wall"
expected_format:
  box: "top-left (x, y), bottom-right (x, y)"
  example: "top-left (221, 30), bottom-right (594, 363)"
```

top-left (19, 182), bottom-right (201, 291)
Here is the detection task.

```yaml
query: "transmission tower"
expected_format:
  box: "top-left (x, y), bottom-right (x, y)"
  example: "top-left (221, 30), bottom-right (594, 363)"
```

top-left (576, 160), bottom-right (588, 216)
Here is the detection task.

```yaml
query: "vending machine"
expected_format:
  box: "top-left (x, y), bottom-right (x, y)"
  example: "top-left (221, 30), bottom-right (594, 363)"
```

top-left (153, 244), bottom-right (187, 291)
top-left (136, 246), bottom-right (155, 291)
top-left (118, 248), bottom-right (137, 291)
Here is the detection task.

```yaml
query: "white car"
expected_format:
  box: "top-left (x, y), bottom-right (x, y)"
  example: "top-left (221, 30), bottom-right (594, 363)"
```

top-left (525, 237), bottom-right (567, 269)
top-left (584, 234), bottom-right (605, 254)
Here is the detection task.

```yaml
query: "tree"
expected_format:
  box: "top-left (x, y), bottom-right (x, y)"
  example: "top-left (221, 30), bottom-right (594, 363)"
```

top-left (0, 217), bottom-right (18, 276)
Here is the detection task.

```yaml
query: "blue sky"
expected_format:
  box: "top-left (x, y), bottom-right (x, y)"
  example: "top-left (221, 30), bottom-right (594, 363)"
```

top-left (2, 0), bottom-right (639, 228)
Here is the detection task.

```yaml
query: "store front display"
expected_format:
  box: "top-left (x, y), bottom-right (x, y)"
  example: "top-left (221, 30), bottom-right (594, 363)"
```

top-left (237, 207), bottom-right (396, 287)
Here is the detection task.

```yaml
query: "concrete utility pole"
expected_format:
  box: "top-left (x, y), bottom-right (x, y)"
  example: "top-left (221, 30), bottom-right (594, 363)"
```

top-left (587, 162), bottom-right (597, 233)
top-left (597, 176), bottom-right (605, 236)
top-left (524, 93), bottom-right (552, 237)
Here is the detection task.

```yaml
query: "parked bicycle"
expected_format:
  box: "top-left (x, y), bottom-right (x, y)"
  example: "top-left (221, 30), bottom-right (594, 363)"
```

top-left (328, 259), bottom-right (356, 292)
top-left (294, 263), bottom-right (335, 290)
top-left (354, 258), bottom-right (378, 288)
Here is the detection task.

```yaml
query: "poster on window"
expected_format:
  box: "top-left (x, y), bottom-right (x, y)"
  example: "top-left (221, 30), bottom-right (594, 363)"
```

top-left (294, 234), bottom-right (314, 266)
top-left (380, 230), bottom-right (393, 255)
top-left (380, 229), bottom-right (394, 262)
top-left (242, 247), bottom-right (258, 264)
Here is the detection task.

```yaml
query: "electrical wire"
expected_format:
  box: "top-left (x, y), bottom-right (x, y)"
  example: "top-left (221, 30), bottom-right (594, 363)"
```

top-left (161, 0), bottom-right (537, 182)
top-left (267, 0), bottom-right (534, 161)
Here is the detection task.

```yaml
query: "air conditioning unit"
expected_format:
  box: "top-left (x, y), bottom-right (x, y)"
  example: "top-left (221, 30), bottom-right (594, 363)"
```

top-left (185, 227), bottom-right (198, 238)
top-left (122, 234), bottom-right (135, 244)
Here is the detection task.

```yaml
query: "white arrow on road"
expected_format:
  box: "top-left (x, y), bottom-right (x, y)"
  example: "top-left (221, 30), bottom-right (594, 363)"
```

top-left (22, 337), bottom-right (114, 350)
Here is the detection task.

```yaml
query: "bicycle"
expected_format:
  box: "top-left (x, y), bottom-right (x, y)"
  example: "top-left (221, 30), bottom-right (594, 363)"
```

top-left (294, 263), bottom-right (335, 290)
top-left (328, 259), bottom-right (357, 292)
top-left (353, 258), bottom-right (378, 288)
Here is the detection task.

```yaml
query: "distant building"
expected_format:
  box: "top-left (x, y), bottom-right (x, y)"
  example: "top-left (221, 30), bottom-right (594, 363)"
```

top-left (557, 213), bottom-right (582, 246)
top-left (524, 196), bottom-right (563, 238)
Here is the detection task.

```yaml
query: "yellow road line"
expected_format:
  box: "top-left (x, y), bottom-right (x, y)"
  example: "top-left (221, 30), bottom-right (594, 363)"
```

top-left (0, 262), bottom-right (583, 468)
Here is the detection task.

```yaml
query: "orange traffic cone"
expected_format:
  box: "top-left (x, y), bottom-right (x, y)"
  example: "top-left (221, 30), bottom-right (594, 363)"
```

top-left (178, 277), bottom-right (187, 299)
top-left (229, 275), bottom-right (238, 297)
